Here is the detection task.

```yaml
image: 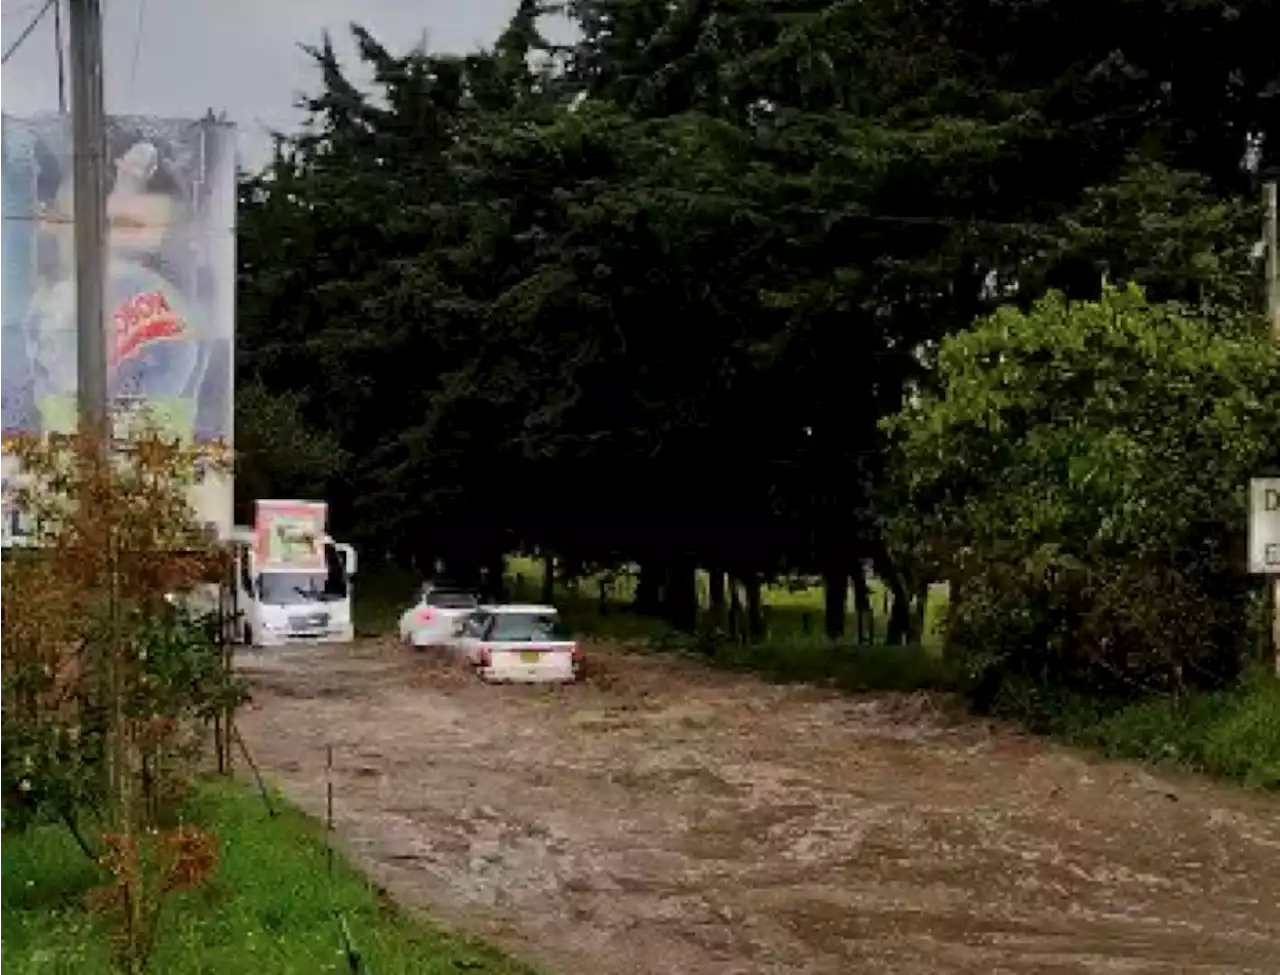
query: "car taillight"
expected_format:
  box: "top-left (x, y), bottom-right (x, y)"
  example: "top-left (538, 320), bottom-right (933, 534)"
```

top-left (571, 643), bottom-right (581, 661)
top-left (417, 608), bottom-right (434, 622)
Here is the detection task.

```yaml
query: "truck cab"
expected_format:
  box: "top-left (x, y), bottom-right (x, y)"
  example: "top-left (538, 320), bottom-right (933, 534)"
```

top-left (230, 526), bottom-right (357, 646)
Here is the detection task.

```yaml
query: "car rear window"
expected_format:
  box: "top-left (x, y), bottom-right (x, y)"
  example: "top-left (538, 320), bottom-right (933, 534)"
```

top-left (425, 589), bottom-right (479, 609)
top-left (489, 612), bottom-right (570, 642)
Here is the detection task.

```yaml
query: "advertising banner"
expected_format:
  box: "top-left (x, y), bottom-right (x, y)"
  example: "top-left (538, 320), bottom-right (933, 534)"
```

top-left (1, 113), bottom-right (236, 541)
top-left (254, 500), bottom-right (328, 573)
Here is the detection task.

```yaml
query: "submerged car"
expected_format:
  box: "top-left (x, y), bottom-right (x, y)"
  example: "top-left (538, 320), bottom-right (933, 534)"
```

top-left (397, 582), bottom-right (481, 649)
top-left (453, 604), bottom-right (581, 683)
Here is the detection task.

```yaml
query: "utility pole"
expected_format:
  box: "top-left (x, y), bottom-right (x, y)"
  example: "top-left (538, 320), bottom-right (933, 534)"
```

top-left (54, 0), bottom-right (67, 114)
top-left (1265, 178), bottom-right (1280, 676)
top-left (68, 0), bottom-right (109, 439)
top-left (69, 0), bottom-right (129, 849)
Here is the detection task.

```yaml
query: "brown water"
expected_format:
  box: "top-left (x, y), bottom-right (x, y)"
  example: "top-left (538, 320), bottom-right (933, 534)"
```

top-left (236, 640), bottom-right (1280, 974)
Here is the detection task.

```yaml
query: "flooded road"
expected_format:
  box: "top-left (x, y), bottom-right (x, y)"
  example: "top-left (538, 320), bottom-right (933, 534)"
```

top-left (236, 640), bottom-right (1280, 974)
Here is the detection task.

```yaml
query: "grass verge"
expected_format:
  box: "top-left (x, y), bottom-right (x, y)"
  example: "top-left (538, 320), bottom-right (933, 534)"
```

top-left (1068, 671), bottom-right (1280, 789)
top-left (2, 780), bottom-right (537, 975)
top-left (996, 668), bottom-right (1280, 790)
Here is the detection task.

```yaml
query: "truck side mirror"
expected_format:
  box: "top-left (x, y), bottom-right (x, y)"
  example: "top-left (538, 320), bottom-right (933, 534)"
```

top-left (337, 543), bottom-right (357, 576)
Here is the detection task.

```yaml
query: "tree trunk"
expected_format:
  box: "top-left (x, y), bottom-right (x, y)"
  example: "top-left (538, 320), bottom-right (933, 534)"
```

top-left (709, 568), bottom-right (726, 612)
top-left (908, 578), bottom-right (929, 644)
top-left (851, 566), bottom-right (874, 645)
top-left (663, 558), bottom-right (698, 633)
top-left (885, 581), bottom-right (910, 644)
top-left (945, 575), bottom-right (964, 663)
top-left (744, 574), bottom-right (764, 641)
top-left (728, 577), bottom-right (745, 643)
top-left (822, 565), bottom-right (847, 639)
top-left (484, 552), bottom-right (506, 603)
top-left (541, 552), bottom-right (555, 604)
top-left (872, 542), bottom-right (911, 646)
top-left (634, 560), bottom-right (662, 616)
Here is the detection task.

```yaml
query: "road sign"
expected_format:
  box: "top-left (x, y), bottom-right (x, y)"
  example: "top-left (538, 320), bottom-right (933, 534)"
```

top-left (1249, 478), bottom-right (1280, 574)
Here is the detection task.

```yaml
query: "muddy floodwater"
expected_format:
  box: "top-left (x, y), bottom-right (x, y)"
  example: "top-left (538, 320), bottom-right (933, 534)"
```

top-left (236, 640), bottom-right (1280, 974)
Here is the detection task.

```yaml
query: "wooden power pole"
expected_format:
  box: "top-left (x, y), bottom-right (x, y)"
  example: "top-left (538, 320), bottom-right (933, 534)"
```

top-left (68, 0), bottom-right (109, 439)
top-left (68, 0), bottom-right (125, 834)
top-left (54, 0), bottom-right (67, 114)
top-left (1265, 178), bottom-right (1280, 675)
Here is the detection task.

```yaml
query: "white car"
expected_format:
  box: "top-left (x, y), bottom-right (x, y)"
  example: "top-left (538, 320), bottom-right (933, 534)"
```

top-left (397, 583), bottom-right (481, 649)
top-left (453, 604), bottom-right (581, 683)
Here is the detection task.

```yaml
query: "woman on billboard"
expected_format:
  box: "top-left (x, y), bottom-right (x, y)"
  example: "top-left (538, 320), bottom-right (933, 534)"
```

top-left (27, 127), bottom-right (206, 443)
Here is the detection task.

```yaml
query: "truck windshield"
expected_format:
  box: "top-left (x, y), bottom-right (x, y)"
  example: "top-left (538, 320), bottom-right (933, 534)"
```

top-left (256, 544), bottom-right (348, 604)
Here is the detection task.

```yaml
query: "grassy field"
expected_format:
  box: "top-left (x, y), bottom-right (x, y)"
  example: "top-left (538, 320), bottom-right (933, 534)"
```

top-left (355, 557), bottom-right (955, 692)
top-left (2, 782), bottom-right (537, 975)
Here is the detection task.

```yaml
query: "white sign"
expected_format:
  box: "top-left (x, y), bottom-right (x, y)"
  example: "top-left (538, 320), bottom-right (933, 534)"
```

top-left (1249, 478), bottom-right (1280, 574)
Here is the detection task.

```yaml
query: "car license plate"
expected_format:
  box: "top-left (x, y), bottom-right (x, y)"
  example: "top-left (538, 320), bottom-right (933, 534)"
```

top-left (520, 650), bottom-right (540, 663)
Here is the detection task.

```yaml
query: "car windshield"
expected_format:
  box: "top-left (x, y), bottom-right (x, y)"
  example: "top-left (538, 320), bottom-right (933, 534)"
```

top-left (424, 589), bottom-right (479, 610)
top-left (489, 612), bottom-right (569, 642)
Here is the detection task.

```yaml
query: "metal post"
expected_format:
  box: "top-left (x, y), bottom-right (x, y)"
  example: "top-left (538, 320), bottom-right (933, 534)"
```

top-left (1266, 180), bottom-right (1280, 676)
top-left (54, 0), bottom-right (67, 114)
top-left (68, 0), bottom-right (109, 440)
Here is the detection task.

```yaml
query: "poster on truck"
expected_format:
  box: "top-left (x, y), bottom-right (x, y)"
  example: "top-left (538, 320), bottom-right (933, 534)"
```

top-left (0, 112), bottom-right (236, 541)
top-left (254, 500), bottom-right (328, 573)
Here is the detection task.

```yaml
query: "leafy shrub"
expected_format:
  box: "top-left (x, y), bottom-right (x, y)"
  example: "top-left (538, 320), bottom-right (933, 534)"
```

top-left (883, 286), bottom-right (1280, 702)
top-left (1, 431), bottom-right (242, 972)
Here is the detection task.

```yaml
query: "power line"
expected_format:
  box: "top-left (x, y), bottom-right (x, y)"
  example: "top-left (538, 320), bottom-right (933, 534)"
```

top-left (2, 0), bottom-right (55, 65)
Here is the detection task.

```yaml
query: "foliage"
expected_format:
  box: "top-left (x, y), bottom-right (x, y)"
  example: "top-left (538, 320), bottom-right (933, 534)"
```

top-left (235, 1), bottom-right (1274, 639)
top-left (1, 430), bottom-right (244, 973)
top-left (233, 382), bottom-right (345, 524)
top-left (883, 287), bottom-right (1280, 699)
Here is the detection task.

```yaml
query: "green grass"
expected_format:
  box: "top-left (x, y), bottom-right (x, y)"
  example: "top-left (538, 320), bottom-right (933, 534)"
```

top-left (1049, 670), bottom-right (1280, 789)
top-left (2, 781), bottom-right (538, 975)
top-left (709, 639), bottom-right (954, 693)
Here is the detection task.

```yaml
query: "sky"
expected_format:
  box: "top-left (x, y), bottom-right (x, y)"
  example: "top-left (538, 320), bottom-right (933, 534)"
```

top-left (2, 0), bottom-right (572, 169)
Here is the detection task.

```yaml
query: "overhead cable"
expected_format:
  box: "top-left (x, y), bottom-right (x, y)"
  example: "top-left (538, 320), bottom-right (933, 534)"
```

top-left (2, 0), bottom-right (56, 65)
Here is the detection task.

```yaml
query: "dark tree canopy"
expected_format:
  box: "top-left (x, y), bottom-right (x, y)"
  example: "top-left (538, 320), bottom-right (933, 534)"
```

top-left (236, 0), bottom-right (1275, 641)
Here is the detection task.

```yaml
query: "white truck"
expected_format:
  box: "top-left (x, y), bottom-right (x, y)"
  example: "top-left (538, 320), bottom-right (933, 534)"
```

top-left (229, 525), bottom-right (357, 647)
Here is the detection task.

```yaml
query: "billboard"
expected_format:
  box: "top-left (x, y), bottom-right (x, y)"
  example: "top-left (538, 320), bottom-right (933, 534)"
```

top-left (1, 113), bottom-right (236, 540)
top-left (254, 500), bottom-right (327, 573)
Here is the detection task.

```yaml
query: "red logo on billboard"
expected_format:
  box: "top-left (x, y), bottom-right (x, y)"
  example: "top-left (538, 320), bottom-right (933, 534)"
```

top-left (111, 291), bottom-right (186, 369)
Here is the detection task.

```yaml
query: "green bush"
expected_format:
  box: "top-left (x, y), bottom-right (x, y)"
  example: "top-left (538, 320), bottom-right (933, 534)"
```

top-left (884, 286), bottom-right (1280, 701)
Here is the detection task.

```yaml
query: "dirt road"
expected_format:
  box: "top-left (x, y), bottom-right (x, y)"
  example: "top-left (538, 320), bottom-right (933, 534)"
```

top-left (236, 640), bottom-right (1280, 975)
